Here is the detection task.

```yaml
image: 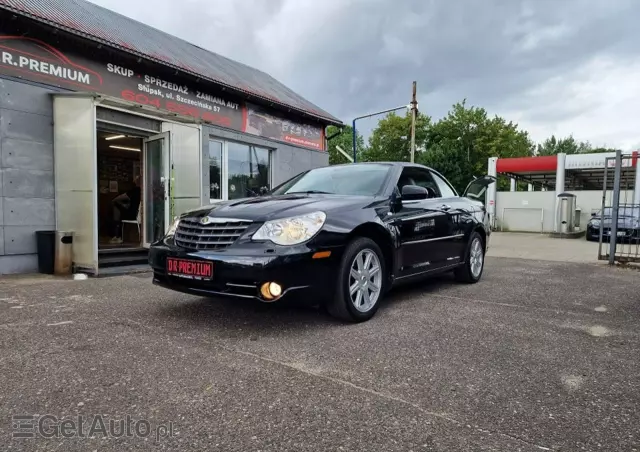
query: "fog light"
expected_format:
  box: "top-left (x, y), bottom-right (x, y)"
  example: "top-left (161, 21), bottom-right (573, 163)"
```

top-left (269, 282), bottom-right (282, 297)
top-left (260, 281), bottom-right (283, 300)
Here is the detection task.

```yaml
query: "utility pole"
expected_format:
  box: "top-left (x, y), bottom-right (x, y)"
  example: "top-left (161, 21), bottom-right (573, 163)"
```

top-left (409, 81), bottom-right (417, 163)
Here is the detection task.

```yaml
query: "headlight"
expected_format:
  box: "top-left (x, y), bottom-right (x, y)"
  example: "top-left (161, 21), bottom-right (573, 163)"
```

top-left (252, 211), bottom-right (326, 246)
top-left (165, 218), bottom-right (181, 237)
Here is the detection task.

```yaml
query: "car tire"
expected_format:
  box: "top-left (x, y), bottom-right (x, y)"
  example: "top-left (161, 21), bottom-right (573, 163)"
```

top-left (454, 231), bottom-right (485, 284)
top-left (325, 237), bottom-right (387, 323)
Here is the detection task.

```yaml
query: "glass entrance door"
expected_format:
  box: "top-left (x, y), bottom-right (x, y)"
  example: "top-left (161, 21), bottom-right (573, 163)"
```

top-left (143, 132), bottom-right (170, 247)
top-left (209, 140), bottom-right (224, 203)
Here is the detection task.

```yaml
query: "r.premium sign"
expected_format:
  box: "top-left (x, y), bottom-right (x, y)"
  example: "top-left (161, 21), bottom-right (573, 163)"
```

top-left (0, 34), bottom-right (324, 151)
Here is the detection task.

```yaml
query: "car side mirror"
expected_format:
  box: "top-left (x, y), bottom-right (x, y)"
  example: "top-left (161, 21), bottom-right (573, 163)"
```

top-left (401, 184), bottom-right (429, 201)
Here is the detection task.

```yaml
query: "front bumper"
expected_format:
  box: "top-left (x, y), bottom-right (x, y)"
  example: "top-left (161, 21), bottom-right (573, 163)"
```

top-left (149, 239), bottom-right (343, 302)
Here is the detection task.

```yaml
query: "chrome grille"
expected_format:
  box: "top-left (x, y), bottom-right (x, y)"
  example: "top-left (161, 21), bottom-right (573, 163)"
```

top-left (174, 217), bottom-right (253, 251)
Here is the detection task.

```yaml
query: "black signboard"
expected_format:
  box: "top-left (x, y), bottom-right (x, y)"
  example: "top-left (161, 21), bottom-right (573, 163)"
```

top-left (246, 103), bottom-right (324, 150)
top-left (0, 34), bottom-right (325, 151)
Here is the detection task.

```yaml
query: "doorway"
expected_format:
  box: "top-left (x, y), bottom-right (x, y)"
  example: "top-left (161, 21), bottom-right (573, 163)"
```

top-left (96, 130), bottom-right (144, 250)
top-left (96, 129), bottom-right (171, 250)
top-left (53, 96), bottom-right (195, 275)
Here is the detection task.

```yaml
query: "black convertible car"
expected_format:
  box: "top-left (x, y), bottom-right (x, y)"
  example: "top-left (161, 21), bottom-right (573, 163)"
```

top-left (149, 162), bottom-right (495, 322)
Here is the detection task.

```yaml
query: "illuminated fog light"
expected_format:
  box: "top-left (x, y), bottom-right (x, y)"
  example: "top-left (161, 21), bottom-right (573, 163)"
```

top-left (268, 282), bottom-right (282, 297)
top-left (260, 283), bottom-right (274, 300)
top-left (260, 282), bottom-right (283, 300)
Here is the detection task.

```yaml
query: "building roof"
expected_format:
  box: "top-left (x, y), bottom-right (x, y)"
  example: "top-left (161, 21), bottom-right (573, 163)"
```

top-left (0, 0), bottom-right (342, 125)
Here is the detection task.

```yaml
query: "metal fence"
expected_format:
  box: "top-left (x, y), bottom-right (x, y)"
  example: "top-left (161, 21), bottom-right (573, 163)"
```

top-left (597, 151), bottom-right (640, 264)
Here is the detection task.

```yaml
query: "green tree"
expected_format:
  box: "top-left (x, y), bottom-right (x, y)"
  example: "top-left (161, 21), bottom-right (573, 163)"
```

top-left (419, 139), bottom-right (471, 193)
top-left (326, 125), bottom-right (365, 165)
top-left (360, 111), bottom-right (431, 163)
top-left (534, 135), bottom-right (619, 155)
top-left (535, 135), bottom-right (592, 155)
top-left (591, 147), bottom-right (620, 153)
top-left (419, 100), bottom-right (534, 193)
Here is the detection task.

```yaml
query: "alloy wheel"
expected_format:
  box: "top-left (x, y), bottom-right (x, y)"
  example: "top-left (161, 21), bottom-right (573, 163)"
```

top-left (469, 237), bottom-right (484, 278)
top-left (349, 249), bottom-right (382, 313)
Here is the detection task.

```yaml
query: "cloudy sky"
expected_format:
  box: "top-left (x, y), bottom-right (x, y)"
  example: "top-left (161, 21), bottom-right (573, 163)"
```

top-left (89, 0), bottom-right (640, 150)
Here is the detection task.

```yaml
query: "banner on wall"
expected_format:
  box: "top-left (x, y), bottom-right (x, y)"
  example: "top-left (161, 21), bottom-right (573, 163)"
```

top-left (245, 103), bottom-right (324, 150)
top-left (0, 34), bottom-right (325, 151)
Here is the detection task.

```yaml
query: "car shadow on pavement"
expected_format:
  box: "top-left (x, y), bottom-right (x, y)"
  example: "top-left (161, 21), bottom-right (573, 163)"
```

top-left (154, 294), bottom-right (339, 338)
top-left (380, 272), bottom-right (458, 308)
top-left (152, 272), bottom-right (458, 337)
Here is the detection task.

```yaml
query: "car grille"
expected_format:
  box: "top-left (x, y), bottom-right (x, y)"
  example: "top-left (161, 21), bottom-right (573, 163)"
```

top-left (174, 217), bottom-right (253, 251)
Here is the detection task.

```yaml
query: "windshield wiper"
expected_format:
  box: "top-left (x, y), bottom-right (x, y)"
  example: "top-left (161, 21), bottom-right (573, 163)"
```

top-left (286, 190), bottom-right (334, 195)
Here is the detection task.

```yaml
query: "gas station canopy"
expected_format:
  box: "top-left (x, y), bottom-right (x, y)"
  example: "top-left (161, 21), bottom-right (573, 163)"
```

top-left (495, 151), bottom-right (639, 190)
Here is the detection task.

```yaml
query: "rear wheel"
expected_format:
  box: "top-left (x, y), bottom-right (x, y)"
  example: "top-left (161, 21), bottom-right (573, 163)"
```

top-left (326, 237), bottom-right (386, 322)
top-left (454, 231), bottom-right (485, 283)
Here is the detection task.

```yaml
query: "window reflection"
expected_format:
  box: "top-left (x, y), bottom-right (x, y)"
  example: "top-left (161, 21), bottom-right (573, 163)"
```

top-left (209, 141), bottom-right (222, 201)
top-left (227, 142), bottom-right (270, 199)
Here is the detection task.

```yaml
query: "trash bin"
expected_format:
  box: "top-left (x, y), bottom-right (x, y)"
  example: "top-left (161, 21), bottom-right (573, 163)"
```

top-left (35, 230), bottom-right (56, 274)
top-left (54, 231), bottom-right (74, 275)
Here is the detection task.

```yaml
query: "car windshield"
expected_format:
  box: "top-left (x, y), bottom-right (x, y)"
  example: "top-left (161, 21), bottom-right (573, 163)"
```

top-left (270, 164), bottom-right (391, 196)
top-left (602, 206), bottom-right (640, 218)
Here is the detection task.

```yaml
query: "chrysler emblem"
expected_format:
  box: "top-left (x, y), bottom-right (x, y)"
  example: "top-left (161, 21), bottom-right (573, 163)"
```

top-left (200, 216), bottom-right (210, 224)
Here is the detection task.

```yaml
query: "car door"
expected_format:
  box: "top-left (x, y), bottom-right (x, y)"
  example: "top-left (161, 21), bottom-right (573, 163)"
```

top-left (462, 175), bottom-right (497, 228)
top-left (427, 169), bottom-right (468, 263)
top-left (462, 175), bottom-right (496, 204)
top-left (392, 167), bottom-right (457, 277)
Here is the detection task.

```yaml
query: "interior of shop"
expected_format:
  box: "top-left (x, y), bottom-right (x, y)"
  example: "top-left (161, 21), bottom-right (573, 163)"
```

top-left (96, 130), bottom-right (144, 250)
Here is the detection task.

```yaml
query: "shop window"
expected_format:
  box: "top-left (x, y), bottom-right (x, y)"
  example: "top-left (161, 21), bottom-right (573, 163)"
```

top-left (209, 140), bottom-right (223, 201)
top-left (227, 142), bottom-right (271, 199)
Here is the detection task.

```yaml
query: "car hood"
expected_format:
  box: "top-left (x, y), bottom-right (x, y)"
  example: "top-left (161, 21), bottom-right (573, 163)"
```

top-left (179, 194), bottom-right (376, 222)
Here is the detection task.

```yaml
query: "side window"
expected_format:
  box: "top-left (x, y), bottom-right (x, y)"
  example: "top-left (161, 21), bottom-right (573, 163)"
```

top-left (397, 168), bottom-right (440, 198)
top-left (430, 171), bottom-right (457, 198)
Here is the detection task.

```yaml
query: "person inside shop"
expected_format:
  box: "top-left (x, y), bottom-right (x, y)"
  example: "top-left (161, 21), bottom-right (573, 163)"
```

top-left (108, 175), bottom-right (141, 244)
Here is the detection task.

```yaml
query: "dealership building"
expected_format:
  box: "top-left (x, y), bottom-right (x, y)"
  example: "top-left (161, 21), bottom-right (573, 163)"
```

top-left (0, 0), bottom-right (342, 275)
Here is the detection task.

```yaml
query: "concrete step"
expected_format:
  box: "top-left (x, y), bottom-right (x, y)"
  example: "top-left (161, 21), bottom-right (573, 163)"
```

top-left (98, 254), bottom-right (149, 268)
top-left (95, 264), bottom-right (151, 277)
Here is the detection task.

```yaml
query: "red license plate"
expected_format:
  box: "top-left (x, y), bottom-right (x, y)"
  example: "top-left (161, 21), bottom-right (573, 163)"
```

top-left (166, 257), bottom-right (213, 280)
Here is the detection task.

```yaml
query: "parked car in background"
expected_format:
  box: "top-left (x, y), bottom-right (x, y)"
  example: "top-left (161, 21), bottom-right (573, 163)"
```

top-left (149, 162), bottom-right (496, 322)
top-left (586, 205), bottom-right (640, 242)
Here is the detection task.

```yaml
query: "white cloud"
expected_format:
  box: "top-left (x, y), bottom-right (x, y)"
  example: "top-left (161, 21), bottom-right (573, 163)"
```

top-left (499, 56), bottom-right (640, 150)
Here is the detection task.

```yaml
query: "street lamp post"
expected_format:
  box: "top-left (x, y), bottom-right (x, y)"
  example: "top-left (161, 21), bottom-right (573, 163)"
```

top-left (352, 105), bottom-right (409, 162)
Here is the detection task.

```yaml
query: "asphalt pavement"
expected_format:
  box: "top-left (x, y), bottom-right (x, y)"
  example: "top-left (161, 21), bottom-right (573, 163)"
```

top-left (0, 257), bottom-right (639, 451)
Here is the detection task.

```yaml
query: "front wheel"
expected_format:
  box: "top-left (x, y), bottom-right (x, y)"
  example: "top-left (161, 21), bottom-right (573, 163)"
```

top-left (454, 231), bottom-right (485, 283)
top-left (325, 237), bottom-right (387, 322)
